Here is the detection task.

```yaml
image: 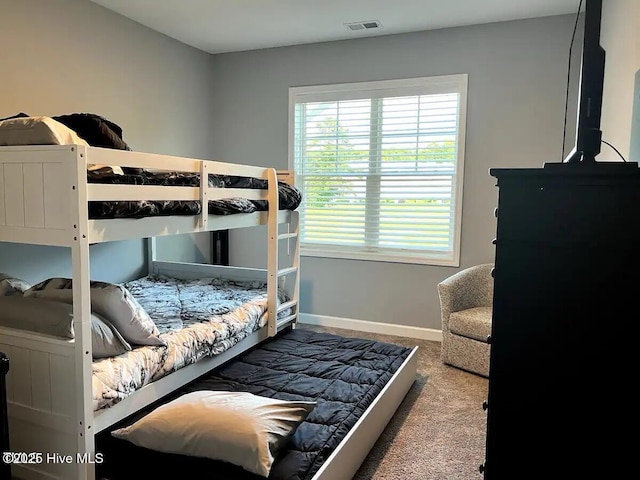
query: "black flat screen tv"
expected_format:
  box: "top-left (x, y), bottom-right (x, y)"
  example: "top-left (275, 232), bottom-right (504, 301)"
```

top-left (563, 0), bottom-right (606, 164)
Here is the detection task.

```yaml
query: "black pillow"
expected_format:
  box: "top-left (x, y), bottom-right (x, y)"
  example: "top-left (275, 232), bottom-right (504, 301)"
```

top-left (53, 113), bottom-right (142, 174)
top-left (0, 112), bottom-right (30, 121)
top-left (53, 113), bottom-right (130, 149)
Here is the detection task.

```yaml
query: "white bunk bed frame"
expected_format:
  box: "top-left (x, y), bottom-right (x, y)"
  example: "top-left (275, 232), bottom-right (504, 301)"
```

top-left (0, 144), bottom-right (418, 480)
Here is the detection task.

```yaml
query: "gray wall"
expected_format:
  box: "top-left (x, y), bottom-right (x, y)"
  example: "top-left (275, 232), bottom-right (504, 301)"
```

top-left (208, 15), bottom-right (579, 330)
top-left (0, 0), bottom-right (215, 284)
top-left (0, 4), bottom-right (581, 331)
top-left (600, 0), bottom-right (640, 162)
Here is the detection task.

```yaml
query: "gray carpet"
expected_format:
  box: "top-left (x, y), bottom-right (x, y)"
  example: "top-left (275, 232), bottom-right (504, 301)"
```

top-left (298, 324), bottom-right (489, 480)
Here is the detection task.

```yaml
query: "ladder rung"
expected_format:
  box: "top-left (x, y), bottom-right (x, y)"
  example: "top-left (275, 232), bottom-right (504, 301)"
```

top-left (278, 232), bottom-right (298, 240)
top-left (277, 299), bottom-right (297, 313)
top-left (277, 313), bottom-right (297, 327)
top-left (277, 267), bottom-right (298, 277)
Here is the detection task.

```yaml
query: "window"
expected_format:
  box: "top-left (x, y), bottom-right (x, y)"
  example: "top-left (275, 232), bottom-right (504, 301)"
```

top-left (289, 75), bottom-right (467, 266)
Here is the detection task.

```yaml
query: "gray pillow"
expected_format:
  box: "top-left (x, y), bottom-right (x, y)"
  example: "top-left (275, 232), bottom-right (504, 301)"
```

top-left (0, 273), bottom-right (31, 296)
top-left (24, 278), bottom-right (164, 347)
top-left (0, 296), bottom-right (132, 359)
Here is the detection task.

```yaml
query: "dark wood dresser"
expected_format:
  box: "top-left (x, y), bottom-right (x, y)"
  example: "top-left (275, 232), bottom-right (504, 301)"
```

top-left (0, 352), bottom-right (9, 480)
top-left (483, 162), bottom-right (639, 479)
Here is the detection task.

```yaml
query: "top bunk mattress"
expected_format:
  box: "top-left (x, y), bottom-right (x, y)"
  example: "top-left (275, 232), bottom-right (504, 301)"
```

top-left (87, 169), bottom-right (302, 219)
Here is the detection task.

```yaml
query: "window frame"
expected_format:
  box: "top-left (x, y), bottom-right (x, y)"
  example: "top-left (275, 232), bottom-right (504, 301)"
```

top-left (288, 74), bottom-right (468, 267)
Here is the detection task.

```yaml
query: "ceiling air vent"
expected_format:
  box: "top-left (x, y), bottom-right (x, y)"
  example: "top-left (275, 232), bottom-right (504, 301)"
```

top-left (345, 20), bottom-right (382, 31)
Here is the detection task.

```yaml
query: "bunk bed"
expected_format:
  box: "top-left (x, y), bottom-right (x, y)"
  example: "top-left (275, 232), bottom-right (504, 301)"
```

top-left (0, 143), bottom-right (418, 480)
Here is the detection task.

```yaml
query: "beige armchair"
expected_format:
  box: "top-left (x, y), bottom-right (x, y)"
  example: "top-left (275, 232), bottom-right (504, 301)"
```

top-left (437, 263), bottom-right (494, 377)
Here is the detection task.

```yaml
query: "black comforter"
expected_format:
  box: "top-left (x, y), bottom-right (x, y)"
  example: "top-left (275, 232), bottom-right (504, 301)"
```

top-left (87, 170), bottom-right (302, 219)
top-left (96, 328), bottom-right (413, 480)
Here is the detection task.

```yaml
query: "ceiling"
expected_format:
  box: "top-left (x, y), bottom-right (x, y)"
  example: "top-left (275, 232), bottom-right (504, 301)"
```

top-left (90, 0), bottom-right (581, 55)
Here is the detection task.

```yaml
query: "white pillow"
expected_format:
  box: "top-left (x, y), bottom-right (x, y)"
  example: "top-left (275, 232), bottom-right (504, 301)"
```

top-left (23, 278), bottom-right (164, 346)
top-left (0, 116), bottom-right (89, 146)
top-left (0, 116), bottom-right (123, 174)
top-left (111, 390), bottom-right (316, 477)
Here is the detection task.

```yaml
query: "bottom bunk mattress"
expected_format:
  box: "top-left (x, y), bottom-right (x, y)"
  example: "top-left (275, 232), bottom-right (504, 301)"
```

top-left (95, 328), bottom-right (414, 480)
top-left (93, 274), bottom-right (290, 411)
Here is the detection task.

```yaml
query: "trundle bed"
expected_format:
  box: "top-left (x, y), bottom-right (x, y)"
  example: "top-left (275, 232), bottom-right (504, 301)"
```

top-left (0, 142), bottom-right (418, 480)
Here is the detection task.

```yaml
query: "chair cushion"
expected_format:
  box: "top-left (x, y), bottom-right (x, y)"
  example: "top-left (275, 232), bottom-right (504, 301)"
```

top-left (449, 306), bottom-right (492, 342)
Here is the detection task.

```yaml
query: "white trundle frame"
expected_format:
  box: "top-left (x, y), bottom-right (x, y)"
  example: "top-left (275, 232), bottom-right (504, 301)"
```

top-left (0, 144), bottom-right (417, 480)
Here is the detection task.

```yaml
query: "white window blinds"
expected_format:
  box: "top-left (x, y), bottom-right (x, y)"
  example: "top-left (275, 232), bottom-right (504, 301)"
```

top-left (289, 75), bottom-right (467, 266)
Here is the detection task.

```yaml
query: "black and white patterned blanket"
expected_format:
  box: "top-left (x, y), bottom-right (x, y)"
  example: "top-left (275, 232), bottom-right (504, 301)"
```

top-left (87, 170), bottom-right (302, 219)
top-left (92, 275), bottom-right (290, 411)
top-left (123, 275), bottom-right (287, 333)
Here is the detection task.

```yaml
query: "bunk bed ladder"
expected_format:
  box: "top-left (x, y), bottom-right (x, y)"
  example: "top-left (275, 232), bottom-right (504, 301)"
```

top-left (267, 170), bottom-right (300, 336)
top-left (277, 210), bottom-right (300, 329)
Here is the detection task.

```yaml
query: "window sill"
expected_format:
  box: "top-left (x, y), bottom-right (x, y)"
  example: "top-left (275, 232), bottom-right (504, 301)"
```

top-left (300, 248), bottom-right (460, 267)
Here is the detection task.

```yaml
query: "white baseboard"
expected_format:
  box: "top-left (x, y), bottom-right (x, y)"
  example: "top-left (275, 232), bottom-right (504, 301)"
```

top-left (298, 313), bottom-right (442, 342)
